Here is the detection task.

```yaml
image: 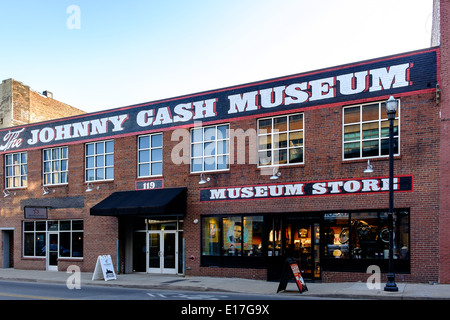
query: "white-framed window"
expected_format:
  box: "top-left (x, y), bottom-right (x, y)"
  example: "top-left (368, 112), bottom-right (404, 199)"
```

top-left (191, 124), bottom-right (230, 173)
top-left (343, 100), bottom-right (400, 160)
top-left (43, 146), bottom-right (68, 186)
top-left (138, 133), bottom-right (163, 177)
top-left (5, 152), bottom-right (27, 189)
top-left (257, 113), bottom-right (304, 167)
top-left (85, 140), bottom-right (114, 181)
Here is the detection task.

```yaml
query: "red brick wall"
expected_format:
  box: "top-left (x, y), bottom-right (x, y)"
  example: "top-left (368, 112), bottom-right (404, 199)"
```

top-left (440, 0), bottom-right (450, 284)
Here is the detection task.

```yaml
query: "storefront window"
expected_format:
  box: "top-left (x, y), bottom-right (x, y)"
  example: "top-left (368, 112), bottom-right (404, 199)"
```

top-left (324, 213), bottom-right (350, 259)
top-left (201, 215), bottom-right (264, 266)
top-left (267, 218), bottom-right (282, 257)
top-left (323, 211), bottom-right (409, 261)
top-left (202, 217), bottom-right (220, 256)
top-left (244, 216), bottom-right (263, 257)
top-left (23, 220), bottom-right (84, 258)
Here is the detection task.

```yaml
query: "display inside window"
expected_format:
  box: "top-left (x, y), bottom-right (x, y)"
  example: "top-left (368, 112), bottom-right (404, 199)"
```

top-left (202, 217), bottom-right (220, 256)
top-left (201, 215), bottom-right (263, 258)
top-left (268, 218), bottom-right (282, 257)
top-left (223, 216), bottom-right (246, 256)
top-left (323, 211), bottom-right (409, 260)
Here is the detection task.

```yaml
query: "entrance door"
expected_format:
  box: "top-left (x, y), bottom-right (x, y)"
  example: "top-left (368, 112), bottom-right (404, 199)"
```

top-left (147, 231), bottom-right (177, 274)
top-left (286, 222), bottom-right (320, 280)
top-left (47, 233), bottom-right (59, 271)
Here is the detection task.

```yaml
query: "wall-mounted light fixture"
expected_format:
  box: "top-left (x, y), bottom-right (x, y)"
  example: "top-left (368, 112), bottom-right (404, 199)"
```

top-left (199, 173), bottom-right (210, 185)
top-left (85, 182), bottom-right (99, 192)
top-left (42, 186), bottom-right (54, 196)
top-left (270, 167), bottom-right (281, 180)
top-left (3, 189), bottom-right (10, 198)
top-left (364, 160), bottom-right (374, 173)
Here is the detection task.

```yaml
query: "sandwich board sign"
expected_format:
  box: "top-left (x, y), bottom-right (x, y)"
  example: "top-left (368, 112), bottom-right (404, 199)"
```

top-left (277, 258), bottom-right (308, 293)
top-left (92, 255), bottom-right (117, 281)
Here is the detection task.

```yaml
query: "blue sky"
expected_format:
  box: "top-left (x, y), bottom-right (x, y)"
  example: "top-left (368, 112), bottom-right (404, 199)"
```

top-left (0, 0), bottom-right (434, 113)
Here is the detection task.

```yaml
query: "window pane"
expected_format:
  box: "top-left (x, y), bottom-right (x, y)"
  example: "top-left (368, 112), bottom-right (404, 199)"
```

top-left (289, 131), bottom-right (303, 147)
top-left (72, 220), bottom-right (84, 231)
top-left (259, 119), bottom-right (272, 134)
top-left (259, 151), bottom-right (272, 166)
top-left (204, 157), bottom-right (216, 171)
top-left (85, 156), bottom-right (93, 168)
top-left (139, 136), bottom-right (150, 149)
top-left (24, 222), bottom-right (35, 231)
top-left (289, 148), bottom-right (303, 163)
top-left (151, 149), bottom-right (162, 162)
top-left (362, 104), bottom-right (379, 121)
top-left (139, 150), bottom-right (149, 163)
top-left (274, 149), bottom-right (288, 164)
top-left (86, 144), bottom-right (94, 155)
top-left (96, 142), bottom-right (104, 154)
top-left (362, 140), bottom-right (379, 157)
top-left (72, 232), bottom-right (83, 257)
top-left (204, 127), bottom-right (216, 141)
top-left (344, 142), bottom-right (360, 159)
top-left (191, 158), bottom-right (202, 172)
top-left (106, 167), bottom-right (114, 180)
top-left (60, 232), bottom-right (71, 257)
top-left (344, 106), bottom-right (360, 124)
top-left (139, 164), bottom-right (150, 177)
top-left (36, 233), bottom-right (45, 256)
top-left (96, 155), bottom-right (105, 167)
top-left (258, 135), bottom-right (271, 150)
top-left (204, 142), bottom-right (215, 156)
top-left (151, 134), bottom-right (162, 148)
top-left (217, 125), bottom-right (228, 140)
top-left (191, 143), bottom-right (203, 158)
top-left (96, 168), bottom-right (104, 180)
top-left (274, 117), bottom-right (287, 132)
top-left (323, 213), bottom-right (350, 259)
top-left (60, 221), bottom-right (71, 231)
top-left (151, 162), bottom-right (162, 176)
top-left (217, 140), bottom-right (228, 155)
top-left (289, 114), bottom-right (303, 130)
top-left (362, 122), bottom-right (379, 140)
top-left (217, 155), bottom-right (228, 170)
top-left (192, 128), bottom-right (203, 143)
top-left (243, 216), bottom-right (263, 256)
top-left (202, 217), bottom-right (220, 256)
top-left (86, 169), bottom-right (95, 181)
top-left (223, 216), bottom-right (242, 256)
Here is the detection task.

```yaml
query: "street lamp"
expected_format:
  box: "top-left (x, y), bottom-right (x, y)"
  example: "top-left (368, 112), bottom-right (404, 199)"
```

top-left (384, 95), bottom-right (399, 292)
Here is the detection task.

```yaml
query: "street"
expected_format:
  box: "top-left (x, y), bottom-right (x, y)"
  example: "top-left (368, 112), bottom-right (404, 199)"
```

top-left (0, 280), bottom-right (317, 301)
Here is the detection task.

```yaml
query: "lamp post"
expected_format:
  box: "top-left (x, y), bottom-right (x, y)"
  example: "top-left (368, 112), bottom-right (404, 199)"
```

top-left (384, 95), bottom-right (399, 292)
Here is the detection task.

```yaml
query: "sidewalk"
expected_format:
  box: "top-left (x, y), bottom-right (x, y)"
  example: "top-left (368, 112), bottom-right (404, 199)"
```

top-left (0, 268), bottom-right (449, 300)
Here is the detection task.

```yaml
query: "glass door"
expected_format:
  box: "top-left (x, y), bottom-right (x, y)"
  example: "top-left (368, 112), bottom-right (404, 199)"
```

top-left (47, 233), bottom-right (59, 271)
top-left (147, 231), bottom-right (177, 274)
top-left (285, 222), bottom-right (321, 280)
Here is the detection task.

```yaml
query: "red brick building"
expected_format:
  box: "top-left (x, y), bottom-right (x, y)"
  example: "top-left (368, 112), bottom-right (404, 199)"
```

top-left (0, 2), bottom-right (448, 284)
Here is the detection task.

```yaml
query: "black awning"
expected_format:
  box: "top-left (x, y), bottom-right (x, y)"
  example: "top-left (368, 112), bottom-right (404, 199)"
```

top-left (90, 188), bottom-right (187, 217)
